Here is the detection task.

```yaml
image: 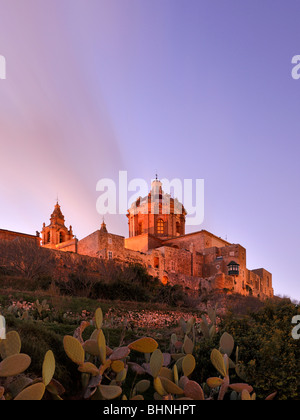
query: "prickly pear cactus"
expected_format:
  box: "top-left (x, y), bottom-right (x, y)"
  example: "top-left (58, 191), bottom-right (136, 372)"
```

top-left (0, 353), bottom-right (31, 377)
top-left (0, 306), bottom-right (271, 401)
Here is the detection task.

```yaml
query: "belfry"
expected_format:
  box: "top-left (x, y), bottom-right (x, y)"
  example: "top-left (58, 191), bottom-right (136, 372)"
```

top-left (41, 201), bottom-right (75, 251)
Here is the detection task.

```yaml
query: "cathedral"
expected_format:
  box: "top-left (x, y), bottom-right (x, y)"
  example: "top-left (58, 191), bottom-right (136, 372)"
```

top-left (0, 179), bottom-right (274, 300)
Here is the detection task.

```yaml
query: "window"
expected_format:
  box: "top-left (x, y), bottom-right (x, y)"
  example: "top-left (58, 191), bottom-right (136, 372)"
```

top-left (138, 222), bottom-right (143, 235)
top-left (162, 276), bottom-right (168, 285)
top-left (153, 257), bottom-right (159, 268)
top-left (227, 261), bottom-right (240, 276)
top-left (59, 232), bottom-right (65, 243)
top-left (47, 232), bottom-right (51, 243)
top-left (108, 251), bottom-right (113, 260)
top-left (176, 221), bottom-right (181, 235)
top-left (157, 219), bottom-right (164, 234)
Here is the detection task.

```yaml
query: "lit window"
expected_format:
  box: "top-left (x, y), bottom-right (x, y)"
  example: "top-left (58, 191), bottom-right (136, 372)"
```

top-left (162, 276), bottom-right (168, 285)
top-left (157, 219), bottom-right (164, 234)
top-left (227, 261), bottom-right (240, 276)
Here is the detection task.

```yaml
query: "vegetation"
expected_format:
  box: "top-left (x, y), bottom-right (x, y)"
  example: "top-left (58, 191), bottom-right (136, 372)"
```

top-left (0, 239), bottom-right (299, 400)
top-left (222, 300), bottom-right (300, 400)
top-left (0, 238), bottom-right (190, 306)
top-left (0, 297), bottom-right (299, 400)
top-left (0, 305), bottom-right (279, 401)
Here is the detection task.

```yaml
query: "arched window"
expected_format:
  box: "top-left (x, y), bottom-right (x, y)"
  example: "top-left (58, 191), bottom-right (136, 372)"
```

top-left (176, 221), bottom-right (181, 235)
top-left (47, 232), bottom-right (51, 243)
top-left (153, 257), bottom-right (159, 268)
top-left (157, 219), bottom-right (164, 234)
top-left (59, 232), bottom-right (65, 243)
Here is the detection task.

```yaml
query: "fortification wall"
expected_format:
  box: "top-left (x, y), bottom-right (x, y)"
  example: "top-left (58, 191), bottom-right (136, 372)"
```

top-left (0, 229), bottom-right (40, 245)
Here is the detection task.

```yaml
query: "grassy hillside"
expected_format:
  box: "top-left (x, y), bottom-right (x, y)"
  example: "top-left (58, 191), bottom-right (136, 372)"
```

top-left (0, 269), bottom-right (299, 400)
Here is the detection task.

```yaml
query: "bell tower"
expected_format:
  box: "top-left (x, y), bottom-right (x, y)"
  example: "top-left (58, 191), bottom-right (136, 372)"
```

top-left (41, 201), bottom-right (74, 249)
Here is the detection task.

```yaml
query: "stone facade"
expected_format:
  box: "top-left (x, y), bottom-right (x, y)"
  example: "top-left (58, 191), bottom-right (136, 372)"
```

top-left (0, 229), bottom-right (40, 245)
top-left (0, 180), bottom-right (274, 300)
top-left (76, 180), bottom-right (274, 300)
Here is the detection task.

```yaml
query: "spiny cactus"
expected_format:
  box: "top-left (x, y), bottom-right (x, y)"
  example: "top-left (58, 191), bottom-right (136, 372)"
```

top-left (6, 299), bottom-right (51, 322)
top-left (0, 353), bottom-right (31, 378)
top-left (0, 329), bottom-right (63, 400)
top-left (62, 306), bottom-right (270, 401)
top-left (0, 306), bottom-right (277, 400)
top-left (0, 330), bottom-right (21, 359)
top-left (199, 304), bottom-right (218, 339)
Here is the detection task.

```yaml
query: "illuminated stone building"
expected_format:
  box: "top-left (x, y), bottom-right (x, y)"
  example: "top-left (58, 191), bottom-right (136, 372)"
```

top-left (0, 180), bottom-right (274, 300)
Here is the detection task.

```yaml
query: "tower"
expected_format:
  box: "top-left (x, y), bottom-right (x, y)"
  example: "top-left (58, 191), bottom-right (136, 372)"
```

top-left (100, 218), bottom-right (108, 233)
top-left (41, 201), bottom-right (74, 249)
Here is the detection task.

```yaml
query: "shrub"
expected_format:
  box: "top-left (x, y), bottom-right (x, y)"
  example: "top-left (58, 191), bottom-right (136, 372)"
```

top-left (222, 299), bottom-right (300, 400)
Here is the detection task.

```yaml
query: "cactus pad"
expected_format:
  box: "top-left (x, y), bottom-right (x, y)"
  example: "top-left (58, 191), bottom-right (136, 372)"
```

top-left (14, 382), bottom-right (46, 400)
top-left (97, 330), bottom-right (106, 364)
top-left (220, 332), bottom-right (235, 357)
top-left (78, 362), bottom-right (100, 376)
top-left (184, 380), bottom-right (205, 400)
top-left (182, 354), bottom-right (196, 377)
top-left (95, 308), bottom-right (103, 330)
top-left (0, 353), bottom-right (31, 377)
top-left (0, 331), bottom-right (21, 359)
top-left (109, 346), bottom-right (130, 361)
top-left (207, 377), bottom-right (224, 388)
top-left (211, 349), bottom-right (227, 377)
top-left (42, 350), bottom-right (55, 386)
top-left (99, 385), bottom-right (122, 400)
top-left (63, 336), bottom-right (85, 365)
top-left (150, 349), bottom-right (164, 378)
top-left (128, 337), bottom-right (158, 353)
top-left (153, 377), bottom-right (166, 396)
top-left (83, 339), bottom-right (99, 356)
top-left (159, 376), bottom-right (184, 395)
top-left (111, 360), bottom-right (125, 373)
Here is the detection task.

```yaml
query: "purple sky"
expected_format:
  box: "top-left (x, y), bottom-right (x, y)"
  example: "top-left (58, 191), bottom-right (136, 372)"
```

top-left (0, 0), bottom-right (299, 299)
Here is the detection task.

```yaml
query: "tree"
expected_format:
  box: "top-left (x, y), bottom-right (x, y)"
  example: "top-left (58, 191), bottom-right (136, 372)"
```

top-left (0, 238), bottom-right (55, 281)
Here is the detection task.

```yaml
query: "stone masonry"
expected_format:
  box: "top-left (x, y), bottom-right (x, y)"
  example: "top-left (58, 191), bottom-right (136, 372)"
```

top-left (0, 179), bottom-right (274, 300)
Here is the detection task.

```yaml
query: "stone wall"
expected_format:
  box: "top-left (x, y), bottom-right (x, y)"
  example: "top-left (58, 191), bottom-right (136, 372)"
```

top-left (0, 225), bottom-right (274, 301)
top-left (163, 230), bottom-right (230, 251)
top-left (78, 230), bottom-right (147, 267)
top-left (0, 229), bottom-right (40, 245)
